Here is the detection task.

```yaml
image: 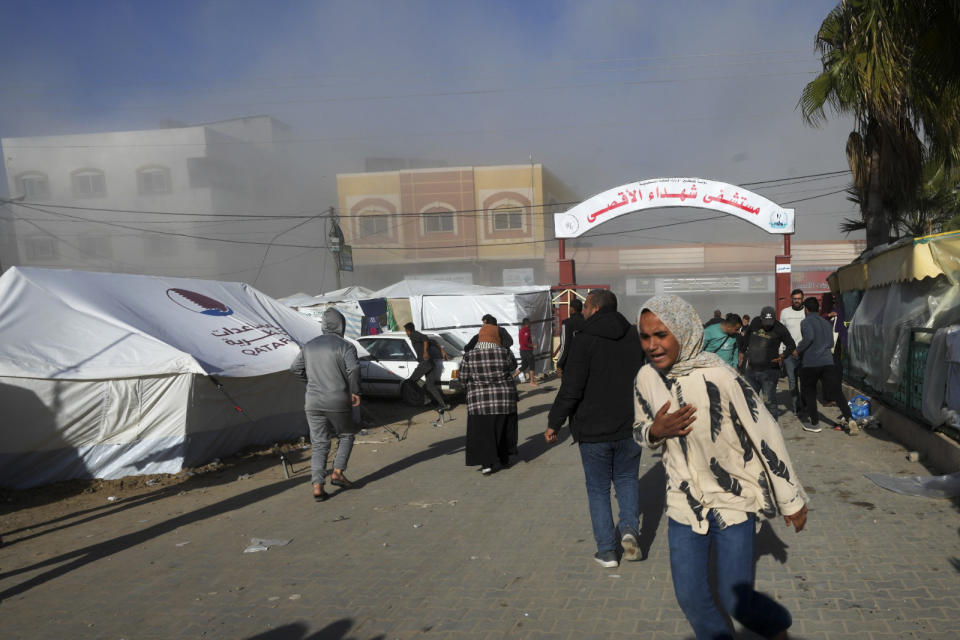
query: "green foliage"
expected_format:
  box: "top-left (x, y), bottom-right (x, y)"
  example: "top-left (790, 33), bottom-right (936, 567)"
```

top-left (800, 0), bottom-right (960, 247)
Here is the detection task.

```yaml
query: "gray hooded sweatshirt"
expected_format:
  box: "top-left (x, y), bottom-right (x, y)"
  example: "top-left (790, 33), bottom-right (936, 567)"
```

top-left (290, 308), bottom-right (360, 412)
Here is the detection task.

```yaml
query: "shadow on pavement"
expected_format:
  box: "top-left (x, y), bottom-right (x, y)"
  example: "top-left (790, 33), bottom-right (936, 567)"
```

top-left (0, 477), bottom-right (302, 600)
top-left (350, 436), bottom-right (464, 489)
top-left (515, 425), bottom-right (570, 463)
top-left (244, 619), bottom-right (385, 640)
top-left (755, 519), bottom-right (789, 564)
top-left (637, 460), bottom-right (667, 560)
top-left (517, 402), bottom-right (552, 421)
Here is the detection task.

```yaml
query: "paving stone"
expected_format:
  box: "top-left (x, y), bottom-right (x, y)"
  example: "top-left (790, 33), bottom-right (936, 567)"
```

top-left (1, 379), bottom-right (958, 639)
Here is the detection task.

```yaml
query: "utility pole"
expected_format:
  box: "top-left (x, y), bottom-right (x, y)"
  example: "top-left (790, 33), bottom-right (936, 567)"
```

top-left (326, 206), bottom-right (343, 290)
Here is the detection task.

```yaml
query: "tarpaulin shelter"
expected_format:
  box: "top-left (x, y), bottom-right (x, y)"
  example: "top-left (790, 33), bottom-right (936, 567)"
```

top-left (0, 267), bottom-right (326, 489)
top-left (827, 231), bottom-right (960, 429)
top-left (373, 279), bottom-right (554, 373)
top-left (279, 286), bottom-right (387, 339)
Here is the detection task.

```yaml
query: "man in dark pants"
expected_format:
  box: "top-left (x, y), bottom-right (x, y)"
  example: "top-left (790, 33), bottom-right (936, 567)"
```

top-left (544, 289), bottom-right (646, 568)
top-left (556, 297), bottom-right (585, 376)
top-left (797, 297), bottom-right (860, 435)
top-left (743, 306), bottom-right (797, 420)
top-left (403, 322), bottom-right (448, 411)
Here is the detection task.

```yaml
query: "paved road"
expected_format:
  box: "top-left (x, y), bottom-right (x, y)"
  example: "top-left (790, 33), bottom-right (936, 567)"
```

top-left (2, 379), bottom-right (959, 639)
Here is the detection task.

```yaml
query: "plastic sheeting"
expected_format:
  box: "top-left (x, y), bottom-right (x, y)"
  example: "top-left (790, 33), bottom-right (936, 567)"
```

top-left (848, 277), bottom-right (960, 391)
top-left (923, 326), bottom-right (960, 429)
top-left (864, 472), bottom-right (960, 499)
top-left (414, 288), bottom-right (553, 373)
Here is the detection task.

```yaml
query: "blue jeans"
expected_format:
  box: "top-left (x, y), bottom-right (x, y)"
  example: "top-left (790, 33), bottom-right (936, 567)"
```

top-left (783, 354), bottom-right (803, 412)
top-left (747, 367), bottom-right (780, 419)
top-left (577, 438), bottom-right (642, 553)
top-left (668, 513), bottom-right (791, 640)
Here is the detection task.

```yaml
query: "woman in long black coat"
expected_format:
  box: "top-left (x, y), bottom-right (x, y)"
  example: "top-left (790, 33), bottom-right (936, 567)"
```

top-left (459, 324), bottom-right (519, 475)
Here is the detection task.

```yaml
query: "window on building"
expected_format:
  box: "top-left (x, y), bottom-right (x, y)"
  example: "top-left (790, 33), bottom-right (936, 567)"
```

top-left (423, 210), bottom-right (454, 233)
top-left (17, 172), bottom-right (50, 200)
top-left (137, 166), bottom-right (172, 195)
top-left (493, 207), bottom-right (524, 231)
top-left (72, 169), bottom-right (107, 197)
top-left (25, 236), bottom-right (58, 260)
top-left (360, 213), bottom-right (390, 237)
top-left (78, 235), bottom-right (113, 259)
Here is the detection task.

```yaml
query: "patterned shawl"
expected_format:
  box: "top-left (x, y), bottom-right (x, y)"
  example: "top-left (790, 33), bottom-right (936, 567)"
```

top-left (639, 294), bottom-right (726, 378)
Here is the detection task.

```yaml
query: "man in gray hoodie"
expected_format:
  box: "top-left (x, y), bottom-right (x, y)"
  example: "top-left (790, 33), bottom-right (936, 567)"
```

top-left (290, 308), bottom-right (362, 501)
top-left (797, 297), bottom-right (859, 436)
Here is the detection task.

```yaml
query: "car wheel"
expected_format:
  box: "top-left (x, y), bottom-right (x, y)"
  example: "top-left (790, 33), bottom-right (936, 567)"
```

top-left (400, 381), bottom-right (425, 406)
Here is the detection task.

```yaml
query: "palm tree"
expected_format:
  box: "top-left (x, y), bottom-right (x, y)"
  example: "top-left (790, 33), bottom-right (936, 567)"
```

top-left (839, 157), bottom-right (960, 237)
top-left (799, 0), bottom-right (960, 248)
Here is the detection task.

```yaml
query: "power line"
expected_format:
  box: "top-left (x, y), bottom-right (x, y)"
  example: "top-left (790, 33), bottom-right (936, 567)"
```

top-left (7, 169), bottom-right (850, 220)
top-left (5, 175), bottom-right (852, 253)
top-left (3, 48), bottom-right (813, 93)
top-left (3, 70), bottom-right (818, 115)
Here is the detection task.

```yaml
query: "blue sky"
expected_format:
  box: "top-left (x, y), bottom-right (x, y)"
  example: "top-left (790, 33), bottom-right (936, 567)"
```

top-left (0, 0), bottom-right (859, 252)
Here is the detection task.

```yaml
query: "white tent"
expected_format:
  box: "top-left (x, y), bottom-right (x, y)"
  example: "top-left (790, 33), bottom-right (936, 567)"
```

top-left (0, 267), bottom-right (326, 489)
top-left (279, 285), bottom-right (383, 339)
top-left (373, 280), bottom-right (554, 373)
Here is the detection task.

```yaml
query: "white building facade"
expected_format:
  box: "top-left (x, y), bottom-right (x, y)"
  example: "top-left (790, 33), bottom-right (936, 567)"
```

top-left (2, 116), bottom-right (297, 280)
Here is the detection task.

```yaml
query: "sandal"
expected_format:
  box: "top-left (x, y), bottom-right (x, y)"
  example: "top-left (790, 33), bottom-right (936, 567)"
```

top-left (313, 484), bottom-right (329, 502)
top-left (330, 474), bottom-right (353, 488)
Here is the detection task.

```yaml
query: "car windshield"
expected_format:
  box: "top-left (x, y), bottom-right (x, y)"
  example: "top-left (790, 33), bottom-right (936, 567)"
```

top-left (438, 332), bottom-right (467, 353)
top-left (429, 334), bottom-right (463, 357)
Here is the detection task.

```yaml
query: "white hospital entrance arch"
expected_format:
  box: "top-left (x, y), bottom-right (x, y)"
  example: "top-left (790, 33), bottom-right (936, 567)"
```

top-left (553, 177), bottom-right (796, 313)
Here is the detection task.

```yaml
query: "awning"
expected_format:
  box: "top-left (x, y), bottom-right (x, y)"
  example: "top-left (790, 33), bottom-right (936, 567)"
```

top-left (829, 230), bottom-right (960, 293)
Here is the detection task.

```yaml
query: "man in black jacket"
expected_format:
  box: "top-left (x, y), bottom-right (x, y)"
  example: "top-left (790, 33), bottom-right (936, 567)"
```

top-left (555, 297), bottom-right (585, 375)
top-left (743, 306), bottom-right (797, 420)
top-left (462, 314), bottom-right (514, 352)
top-left (544, 289), bottom-right (645, 568)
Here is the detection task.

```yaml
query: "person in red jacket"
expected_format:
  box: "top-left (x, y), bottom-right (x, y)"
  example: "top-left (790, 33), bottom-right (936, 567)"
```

top-left (517, 317), bottom-right (538, 386)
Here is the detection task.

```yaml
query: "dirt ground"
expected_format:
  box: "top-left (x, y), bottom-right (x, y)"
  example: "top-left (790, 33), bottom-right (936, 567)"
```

top-left (0, 416), bottom-right (411, 546)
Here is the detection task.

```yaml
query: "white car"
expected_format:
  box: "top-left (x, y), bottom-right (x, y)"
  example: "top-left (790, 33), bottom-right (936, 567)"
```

top-left (355, 332), bottom-right (464, 405)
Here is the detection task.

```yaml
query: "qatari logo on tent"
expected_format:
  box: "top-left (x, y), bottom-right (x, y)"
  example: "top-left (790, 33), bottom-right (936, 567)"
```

top-left (166, 288), bottom-right (233, 316)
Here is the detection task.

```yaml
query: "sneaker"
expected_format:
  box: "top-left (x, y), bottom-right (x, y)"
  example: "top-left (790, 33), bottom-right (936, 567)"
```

top-left (847, 418), bottom-right (861, 436)
top-left (801, 422), bottom-right (822, 433)
top-left (620, 531), bottom-right (641, 561)
top-left (480, 467), bottom-right (493, 475)
top-left (833, 425), bottom-right (843, 431)
top-left (594, 550), bottom-right (619, 568)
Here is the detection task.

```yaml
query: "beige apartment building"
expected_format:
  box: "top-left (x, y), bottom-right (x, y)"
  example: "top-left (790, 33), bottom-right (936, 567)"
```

top-left (336, 163), bottom-right (578, 288)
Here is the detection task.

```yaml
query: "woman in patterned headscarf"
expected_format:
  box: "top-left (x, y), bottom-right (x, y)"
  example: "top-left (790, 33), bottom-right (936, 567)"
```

top-left (460, 323), bottom-right (519, 475)
top-left (633, 295), bottom-right (808, 640)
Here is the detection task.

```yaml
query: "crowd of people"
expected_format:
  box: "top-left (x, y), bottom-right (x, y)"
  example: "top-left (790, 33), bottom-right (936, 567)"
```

top-left (700, 288), bottom-right (859, 435)
top-left (544, 289), bottom-right (809, 640)
top-left (288, 287), bottom-right (857, 639)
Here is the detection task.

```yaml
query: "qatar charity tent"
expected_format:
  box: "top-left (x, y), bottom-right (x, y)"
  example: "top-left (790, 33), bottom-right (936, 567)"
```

top-left (0, 267), bottom-right (326, 489)
top-left (373, 279), bottom-right (554, 373)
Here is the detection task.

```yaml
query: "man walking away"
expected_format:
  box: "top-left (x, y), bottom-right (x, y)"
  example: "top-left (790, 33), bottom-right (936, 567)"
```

top-left (703, 313), bottom-right (743, 369)
top-left (544, 289), bottom-right (646, 568)
top-left (556, 297), bottom-right (586, 376)
top-left (797, 297), bottom-right (860, 435)
top-left (744, 306), bottom-right (797, 419)
top-left (518, 317), bottom-right (538, 386)
top-left (779, 289), bottom-right (807, 414)
top-left (463, 314), bottom-right (514, 352)
top-left (404, 322), bottom-right (449, 411)
top-left (290, 308), bottom-right (362, 502)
